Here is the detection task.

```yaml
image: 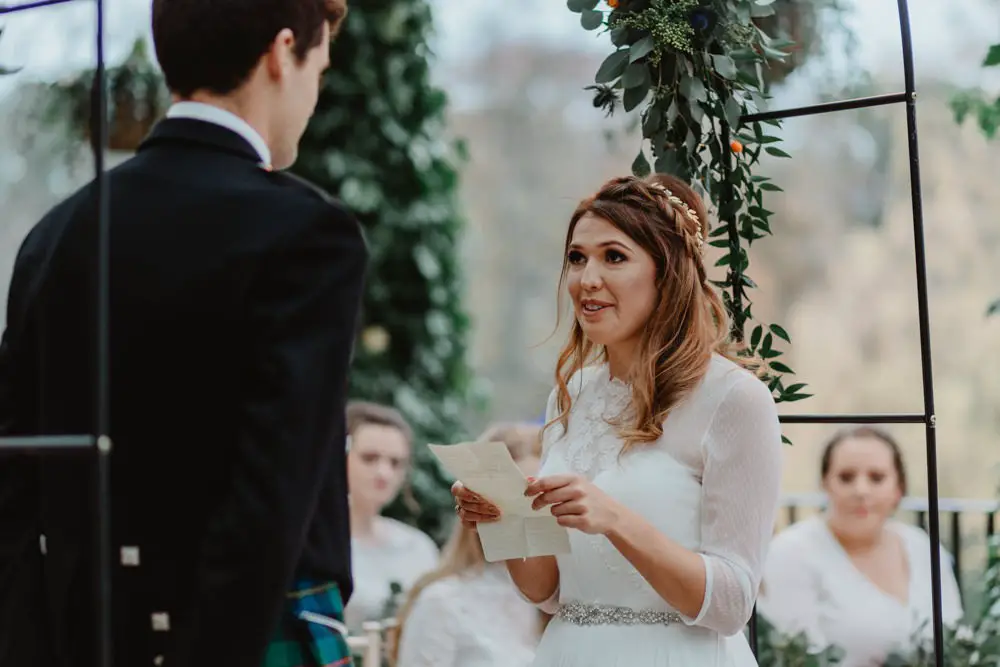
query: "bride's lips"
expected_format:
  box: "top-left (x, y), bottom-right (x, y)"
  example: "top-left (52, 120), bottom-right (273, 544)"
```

top-left (580, 298), bottom-right (613, 319)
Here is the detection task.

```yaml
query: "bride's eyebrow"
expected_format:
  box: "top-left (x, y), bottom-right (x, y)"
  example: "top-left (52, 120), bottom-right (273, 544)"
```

top-left (568, 240), bottom-right (632, 251)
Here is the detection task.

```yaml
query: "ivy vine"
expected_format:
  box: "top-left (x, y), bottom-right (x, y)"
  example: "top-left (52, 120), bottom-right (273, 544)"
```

top-left (569, 0), bottom-right (811, 409)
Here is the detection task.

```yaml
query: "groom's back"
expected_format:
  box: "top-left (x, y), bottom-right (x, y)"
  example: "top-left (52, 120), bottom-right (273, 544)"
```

top-left (1, 1), bottom-right (359, 664)
top-left (5, 122), bottom-right (362, 667)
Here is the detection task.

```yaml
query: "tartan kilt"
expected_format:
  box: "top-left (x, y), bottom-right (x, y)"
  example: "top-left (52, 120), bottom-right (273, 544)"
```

top-left (262, 580), bottom-right (354, 667)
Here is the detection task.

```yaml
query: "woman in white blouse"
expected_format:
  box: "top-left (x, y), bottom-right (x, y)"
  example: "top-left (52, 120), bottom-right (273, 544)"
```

top-left (343, 401), bottom-right (439, 634)
top-left (759, 426), bottom-right (964, 666)
top-left (453, 174), bottom-right (783, 666)
top-left (393, 423), bottom-right (544, 667)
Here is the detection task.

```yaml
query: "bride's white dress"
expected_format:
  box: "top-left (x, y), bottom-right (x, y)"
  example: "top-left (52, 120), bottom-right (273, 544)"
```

top-left (527, 355), bottom-right (783, 667)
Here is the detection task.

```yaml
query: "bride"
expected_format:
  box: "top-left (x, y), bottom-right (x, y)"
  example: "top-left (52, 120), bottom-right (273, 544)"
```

top-left (454, 173), bottom-right (783, 666)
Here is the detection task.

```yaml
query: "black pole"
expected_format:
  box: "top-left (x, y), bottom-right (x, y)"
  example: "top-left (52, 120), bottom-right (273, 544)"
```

top-left (93, 0), bottom-right (113, 661)
top-left (742, 91), bottom-right (907, 123)
top-left (896, 1), bottom-right (944, 665)
top-left (778, 413), bottom-right (924, 424)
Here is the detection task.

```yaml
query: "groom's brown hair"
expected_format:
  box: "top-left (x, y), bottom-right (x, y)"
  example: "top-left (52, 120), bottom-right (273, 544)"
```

top-left (152, 0), bottom-right (347, 97)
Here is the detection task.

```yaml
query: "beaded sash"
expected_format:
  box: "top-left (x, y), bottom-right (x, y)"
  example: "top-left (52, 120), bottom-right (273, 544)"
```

top-left (556, 602), bottom-right (683, 626)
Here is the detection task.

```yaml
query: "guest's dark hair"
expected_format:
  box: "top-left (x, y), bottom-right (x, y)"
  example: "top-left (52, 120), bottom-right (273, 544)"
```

top-left (821, 426), bottom-right (908, 495)
top-left (152, 0), bottom-right (348, 97)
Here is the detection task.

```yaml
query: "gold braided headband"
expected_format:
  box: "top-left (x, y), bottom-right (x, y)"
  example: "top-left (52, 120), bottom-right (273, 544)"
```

top-left (648, 182), bottom-right (704, 254)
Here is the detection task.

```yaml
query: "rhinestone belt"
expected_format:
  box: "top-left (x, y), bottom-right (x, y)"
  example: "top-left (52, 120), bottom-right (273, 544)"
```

top-left (556, 602), bottom-right (683, 626)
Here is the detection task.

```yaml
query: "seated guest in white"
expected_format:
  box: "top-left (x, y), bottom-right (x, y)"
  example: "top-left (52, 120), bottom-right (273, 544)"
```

top-left (393, 423), bottom-right (544, 667)
top-left (343, 401), bottom-right (439, 633)
top-left (759, 426), bottom-right (963, 666)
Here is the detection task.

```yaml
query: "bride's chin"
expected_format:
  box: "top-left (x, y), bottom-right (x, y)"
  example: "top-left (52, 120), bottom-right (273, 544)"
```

top-left (578, 324), bottom-right (611, 346)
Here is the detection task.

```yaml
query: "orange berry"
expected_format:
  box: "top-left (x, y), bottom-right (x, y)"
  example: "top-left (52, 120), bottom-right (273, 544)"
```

top-left (608, 0), bottom-right (619, 7)
top-left (730, 140), bottom-right (743, 153)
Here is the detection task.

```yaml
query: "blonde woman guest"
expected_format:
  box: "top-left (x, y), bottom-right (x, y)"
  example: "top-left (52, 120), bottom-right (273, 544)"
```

top-left (454, 174), bottom-right (783, 666)
top-left (393, 423), bottom-right (544, 667)
top-left (759, 427), bottom-right (963, 666)
top-left (344, 401), bottom-right (439, 633)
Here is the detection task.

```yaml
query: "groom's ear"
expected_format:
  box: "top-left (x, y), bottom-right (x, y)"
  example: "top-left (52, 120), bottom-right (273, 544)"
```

top-left (264, 28), bottom-right (297, 81)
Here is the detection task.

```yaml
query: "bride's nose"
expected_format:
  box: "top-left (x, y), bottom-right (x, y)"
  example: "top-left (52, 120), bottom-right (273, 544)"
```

top-left (580, 259), bottom-right (603, 290)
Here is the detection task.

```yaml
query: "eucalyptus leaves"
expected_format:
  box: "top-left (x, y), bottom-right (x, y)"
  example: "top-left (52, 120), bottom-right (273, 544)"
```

top-left (570, 0), bottom-right (810, 408)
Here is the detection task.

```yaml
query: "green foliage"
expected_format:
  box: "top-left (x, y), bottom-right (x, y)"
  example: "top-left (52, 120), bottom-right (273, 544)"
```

top-left (951, 42), bottom-right (1000, 317)
top-left (39, 38), bottom-right (169, 150)
top-left (753, 614), bottom-right (845, 666)
top-left (952, 44), bottom-right (1000, 141)
top-left (880, 535), bottom-right (1000, 666)
top-left (880, 624), bottom-right (981, 667)
top-left (881, 536), bottom-right (1000, 665)
top-left (293, 0), bottom-right (471, 543)
top-left (571, 0), bottom-right (809, 406)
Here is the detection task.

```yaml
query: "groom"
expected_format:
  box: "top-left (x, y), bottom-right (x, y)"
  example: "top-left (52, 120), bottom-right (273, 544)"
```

top-left (0, 1), bottom-right (365, 666)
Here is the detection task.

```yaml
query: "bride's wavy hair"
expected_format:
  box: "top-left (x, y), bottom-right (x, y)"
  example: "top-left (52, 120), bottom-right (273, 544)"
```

top-left (549, 173), bottom-right (753, 451)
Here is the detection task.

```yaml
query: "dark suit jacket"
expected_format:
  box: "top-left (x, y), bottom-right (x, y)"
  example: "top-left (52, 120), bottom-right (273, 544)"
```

top-left (0, 118), bottom-right (367, 667)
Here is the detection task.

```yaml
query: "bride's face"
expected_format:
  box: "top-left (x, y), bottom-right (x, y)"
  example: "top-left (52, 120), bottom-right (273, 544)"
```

top-left (566, 213), bottom-right (657, 357)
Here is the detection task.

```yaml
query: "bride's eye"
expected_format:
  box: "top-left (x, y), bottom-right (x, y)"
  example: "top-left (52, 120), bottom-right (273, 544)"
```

top-left (567, 250), bottom-right (585, 265)
top-left (606, 249), bottom-right (626, 263)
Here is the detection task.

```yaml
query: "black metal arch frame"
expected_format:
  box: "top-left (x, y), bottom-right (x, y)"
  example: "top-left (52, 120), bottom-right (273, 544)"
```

top-left (0, 0), bottom-right (946, 665)
top-left (736, 1), bottom-right (946, 665)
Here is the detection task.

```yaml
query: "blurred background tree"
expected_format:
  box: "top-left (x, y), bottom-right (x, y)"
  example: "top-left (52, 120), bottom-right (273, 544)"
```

top-left (292, 0), bottom-right (473, 543)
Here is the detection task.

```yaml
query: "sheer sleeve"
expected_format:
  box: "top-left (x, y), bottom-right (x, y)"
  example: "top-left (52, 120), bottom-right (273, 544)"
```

top-left (396, 582), bottom-right (459, 667)
top-left (756, 526), bottom-right (828, 649)
top-left (682, 373), bottom-right (783, 636)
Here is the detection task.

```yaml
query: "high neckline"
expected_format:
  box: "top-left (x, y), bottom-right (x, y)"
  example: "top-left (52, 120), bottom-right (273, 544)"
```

top-left (599, 363), bottom-right (632, 392)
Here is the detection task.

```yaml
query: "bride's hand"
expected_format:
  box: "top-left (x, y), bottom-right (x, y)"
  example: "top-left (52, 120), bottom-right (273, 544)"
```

top-left (452, 481), bottom-right (501, 529)
top-left (525, 474), bottom-right (621, 535)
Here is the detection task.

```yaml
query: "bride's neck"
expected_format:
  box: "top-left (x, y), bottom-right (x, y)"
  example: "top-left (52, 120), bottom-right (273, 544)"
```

top-left (604, 344), bottom-right (637, 382)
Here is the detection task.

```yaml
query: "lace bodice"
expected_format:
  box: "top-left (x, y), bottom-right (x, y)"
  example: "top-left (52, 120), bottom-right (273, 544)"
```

top-left (557, 370), bottom-right (632, 480)
top-left (396, 564), bottom-right (539, 667)
top-left (533, 355), bottom-right (783, 638)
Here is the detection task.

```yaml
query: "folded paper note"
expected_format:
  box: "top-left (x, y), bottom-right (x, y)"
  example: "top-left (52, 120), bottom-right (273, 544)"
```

top-left (429, 441), bottom-right (572, 562)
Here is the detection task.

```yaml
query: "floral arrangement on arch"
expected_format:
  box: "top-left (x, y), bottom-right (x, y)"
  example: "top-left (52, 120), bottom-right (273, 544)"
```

top-left (569, 0), bottom-right (810, 409)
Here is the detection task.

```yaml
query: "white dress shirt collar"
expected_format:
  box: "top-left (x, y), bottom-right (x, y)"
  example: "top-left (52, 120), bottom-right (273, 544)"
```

top-left (166, 101), bottom-right (272, 167)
